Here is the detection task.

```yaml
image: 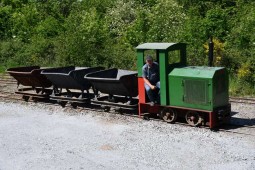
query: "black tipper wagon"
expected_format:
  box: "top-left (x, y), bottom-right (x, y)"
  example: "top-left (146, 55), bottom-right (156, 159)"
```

top-left (6, 66), bottom-right (52, 101)
top-left (41, 66), bottom-right (104, 106)
top-left (85, 68), bottom-right (138, 112)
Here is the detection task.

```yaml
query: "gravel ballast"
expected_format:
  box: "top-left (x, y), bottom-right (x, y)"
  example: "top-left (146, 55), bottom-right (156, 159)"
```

top-left (0, 101), bottom-right (254, 170)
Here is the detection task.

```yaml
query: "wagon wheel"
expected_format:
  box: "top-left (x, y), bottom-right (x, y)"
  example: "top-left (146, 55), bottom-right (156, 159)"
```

top-left (32, 97), bottom-right (38, 102)
top-left (185, 111), bottom-right (203, 126)
top-left (160, 108), bottom-right (177, 123)
top-left (57, 100), bottom-right (67, 107)
top-left (22, 95), bottom-right (29, 102)
top-left (101, 105), bottom-right (110, 112)
top-left (53, 86), bottom-right (60, 95)
top-left (35, 88), bottom-right (41, 94)
top-left (104, 107), bottom-right (110, 112)
top-left (71, 102), bottom-right (78, 108)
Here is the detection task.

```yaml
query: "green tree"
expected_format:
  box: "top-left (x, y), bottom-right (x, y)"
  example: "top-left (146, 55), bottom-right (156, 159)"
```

top-left (54, 8), bottom-right (109, 67)
top-left (147, 0), bottom-right (186, 42)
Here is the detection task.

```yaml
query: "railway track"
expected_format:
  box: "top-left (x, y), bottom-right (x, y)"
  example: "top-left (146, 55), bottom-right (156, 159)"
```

top-left (1, 73), bottom-right (255, 104)
top-left (2, 72), bottom-right (255, 102)
top-left (0, 89), bottom-right (254, 136)
top-left (230, 97), bottom-right (255, 105)
top-left (0, 73), bottom-right (254, 136)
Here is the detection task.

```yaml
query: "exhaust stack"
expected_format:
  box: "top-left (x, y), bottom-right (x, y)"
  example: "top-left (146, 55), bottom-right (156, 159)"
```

top-left (208, 36), bottom-right (214, 67)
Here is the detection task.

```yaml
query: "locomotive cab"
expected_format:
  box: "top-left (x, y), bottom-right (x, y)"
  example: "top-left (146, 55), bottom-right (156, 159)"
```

top-left (136, 43), bottom-right (187, 111)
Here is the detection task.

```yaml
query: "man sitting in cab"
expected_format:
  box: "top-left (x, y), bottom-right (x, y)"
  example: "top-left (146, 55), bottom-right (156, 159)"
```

top-left (142, 56), bottom-right (160, 106)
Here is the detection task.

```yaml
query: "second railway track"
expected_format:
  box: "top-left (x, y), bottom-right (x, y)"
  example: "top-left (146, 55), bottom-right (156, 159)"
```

top-left (230, 97), bottom-right (255, 105)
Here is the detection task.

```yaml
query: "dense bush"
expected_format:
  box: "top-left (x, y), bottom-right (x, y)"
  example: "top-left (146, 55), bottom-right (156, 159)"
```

top-left (0, 0), bottom-right (254, 95)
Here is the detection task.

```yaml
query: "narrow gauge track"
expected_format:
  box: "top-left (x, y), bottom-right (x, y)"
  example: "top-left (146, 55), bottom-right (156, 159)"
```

top-left (0, 73), bottom-right (16, 83)
top-left (0, 89), bottom-right (254, 136)
top-left (0, 74), bottom-right (254, 136)
top-left (1, 74), bottom-right (254, 104)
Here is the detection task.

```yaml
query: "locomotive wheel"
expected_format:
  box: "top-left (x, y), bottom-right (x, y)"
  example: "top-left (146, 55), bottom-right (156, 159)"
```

top-left (185, 111), bottom-right (203, 126)
top-left (160, 108), bottom-right (177, 123)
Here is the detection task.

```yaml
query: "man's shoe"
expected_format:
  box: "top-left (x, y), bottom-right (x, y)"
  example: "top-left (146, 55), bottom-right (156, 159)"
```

top-left (149, 102), bottom-right (155, 106)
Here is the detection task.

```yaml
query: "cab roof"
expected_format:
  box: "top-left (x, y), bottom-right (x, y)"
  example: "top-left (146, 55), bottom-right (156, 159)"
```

top-left (136, 43), bottom-right (185, 50)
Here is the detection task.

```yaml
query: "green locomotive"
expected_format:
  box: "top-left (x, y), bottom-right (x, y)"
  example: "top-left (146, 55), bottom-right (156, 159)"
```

top-left (136, 43), bottom-right (231, 128)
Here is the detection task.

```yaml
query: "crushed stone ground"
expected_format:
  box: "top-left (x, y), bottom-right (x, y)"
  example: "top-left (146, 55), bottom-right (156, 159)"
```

top-left (0, 101), bottom-right (254, 170)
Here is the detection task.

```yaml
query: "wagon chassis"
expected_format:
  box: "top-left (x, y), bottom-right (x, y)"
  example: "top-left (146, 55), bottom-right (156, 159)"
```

top-left (50, 91), bottom-right (95, 104)
top-left (15, 87), bottom-right (52, 101)
top-left (91, 95), bottom-right (138, 112)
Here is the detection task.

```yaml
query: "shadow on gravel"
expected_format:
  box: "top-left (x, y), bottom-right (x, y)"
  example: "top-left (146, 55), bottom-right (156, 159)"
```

top-left (231, 111), bottom-right (239, 116)
top-left (229, 117), bottom-right (255, 127)
top-left (221, 111), bottom-right (255, 130)
top-left (221, 117), bottom-right (255, 131)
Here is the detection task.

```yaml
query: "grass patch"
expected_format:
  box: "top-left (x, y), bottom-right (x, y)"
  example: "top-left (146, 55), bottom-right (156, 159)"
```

top-left (0, 66), bottom-right (7, 73)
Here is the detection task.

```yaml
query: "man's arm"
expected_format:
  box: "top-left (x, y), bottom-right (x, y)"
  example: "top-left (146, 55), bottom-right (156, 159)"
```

top-left (143, 77), bottom-right (156, 90)
top-left (142, 64), bottom-right (156, 90)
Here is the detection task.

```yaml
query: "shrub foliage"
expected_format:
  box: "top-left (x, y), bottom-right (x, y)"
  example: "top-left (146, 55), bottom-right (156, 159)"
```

top-left (0, 0), bottom-right (254, 95)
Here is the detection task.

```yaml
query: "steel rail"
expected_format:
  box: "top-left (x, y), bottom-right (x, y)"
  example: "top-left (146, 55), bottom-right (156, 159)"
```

top-left (0, 77), bottom-right (254, 136)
